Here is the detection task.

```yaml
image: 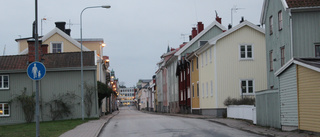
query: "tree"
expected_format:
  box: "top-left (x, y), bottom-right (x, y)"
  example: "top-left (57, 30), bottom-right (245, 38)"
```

top-left (97, 81), bottom-right (112, 108)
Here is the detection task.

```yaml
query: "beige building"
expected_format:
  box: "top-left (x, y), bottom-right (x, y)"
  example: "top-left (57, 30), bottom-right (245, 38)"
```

top-left (195, 20), bottom-right (267, 116)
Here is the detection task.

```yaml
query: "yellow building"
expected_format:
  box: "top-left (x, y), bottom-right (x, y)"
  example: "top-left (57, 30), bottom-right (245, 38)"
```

top-left (16, 22), bottom-right (107, 82)
top-left (195, 20), bottom-right (267, 116)
top-left (187, 53), bottom-right (200, 114)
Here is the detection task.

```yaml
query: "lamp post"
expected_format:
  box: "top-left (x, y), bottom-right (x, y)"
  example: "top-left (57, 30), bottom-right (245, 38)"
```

top-left (80, 5), bottom-right (110, 120)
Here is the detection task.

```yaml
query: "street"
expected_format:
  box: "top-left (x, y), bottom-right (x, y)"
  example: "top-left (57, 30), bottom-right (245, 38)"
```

top-left (99, 106), bottom-right (262, 137)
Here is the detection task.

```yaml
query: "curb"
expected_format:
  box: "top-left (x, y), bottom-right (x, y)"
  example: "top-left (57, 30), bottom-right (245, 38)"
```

top-left (95, 111), bottom-right (119, 137)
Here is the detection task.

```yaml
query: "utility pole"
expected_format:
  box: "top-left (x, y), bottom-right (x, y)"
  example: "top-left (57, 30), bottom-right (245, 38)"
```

top-left (34, 0), bottom-right (40, 136)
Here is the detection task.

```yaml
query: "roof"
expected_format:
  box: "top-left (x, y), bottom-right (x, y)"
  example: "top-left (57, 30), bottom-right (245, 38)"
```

top-left (42, 28), bottom-right (90, 51)
top-left (0, 51), bottom-right (95, 71)
top-left (138, 79), bottom-right (152, 83)
top-left (74, 38), bottom-right (104, 42)
top-left (260, 0), bottom-right (320, 24)
top-left (275, 58), bottom-right (320, 76)
top-left (174, 21), bottom-right (226, 57)
top-left (286, 0), bottom-right (320, 8)
top-left (196, 20), bottom-right (265, 55)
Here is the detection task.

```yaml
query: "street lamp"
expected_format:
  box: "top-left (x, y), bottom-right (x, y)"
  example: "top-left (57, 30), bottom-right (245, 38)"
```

top-left (80, 5), bottom-right (111, 120)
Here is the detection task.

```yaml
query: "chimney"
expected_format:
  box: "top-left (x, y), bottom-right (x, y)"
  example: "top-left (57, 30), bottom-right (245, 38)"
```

top-left (55, 22), bottom-right (66, 32)
top-left (65, 29), bottom-right (71, 36)
top-left (41, 44), bottom-right (48, 54)
top-left (197, 22), bottom-right (204, 33)
top-left (28, 39), bottom-right (42, 63)
top-left (215, 11), bottom-right (222, 24)
top-left (228, 24), bottom-right (232, 30)
top-left (152, 75), bottom-right (156, 84)
top-left (240, 16), bottom-right (244, 23)
top-left (191, 27), bottom-right (197, 39)
top-left (189, 35), bottom-right (192, 41)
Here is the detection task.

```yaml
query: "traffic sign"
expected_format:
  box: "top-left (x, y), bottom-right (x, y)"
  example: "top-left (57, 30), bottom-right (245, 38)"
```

top-left (27, 61), bottom-right (46, 80)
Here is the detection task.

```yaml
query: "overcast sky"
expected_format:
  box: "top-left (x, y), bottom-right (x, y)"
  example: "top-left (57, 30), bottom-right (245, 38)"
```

top-left (0, 0), bottom-right (263, 87)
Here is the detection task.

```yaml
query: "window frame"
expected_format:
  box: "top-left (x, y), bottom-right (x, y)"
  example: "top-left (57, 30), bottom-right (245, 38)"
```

top-left (269, 16), bottom-right (273, 35)
top-left (191, 59), bottom-right (194, 72)
top-left (278, 10), bottom-right (283, 31)
top-left (196, 57), bottom-right (199, 69)
top-left (281, 46), bottom-right (285, 66)
top-left (269, 50), bottom-right (273, 71)
top-left (192, 83), bottom-right (195, 98)
top-left (240, 79), bottom-right (255, 95)
top-left (0, 103), bottom-right (10, 117)
top-left (50, 42), bottom-right (63, 53)
top-left (315, 45), bottom-right (320, 57)
top-left (239, 44), bottom-right (254, 60)
top-left (0, 75), bottom-right (9, 90)
top-left (197, 82), bottom-right (199, 97)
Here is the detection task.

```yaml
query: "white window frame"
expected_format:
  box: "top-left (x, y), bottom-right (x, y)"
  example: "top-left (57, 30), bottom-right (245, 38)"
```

top-left (50, 42), bottom-right (63, 53)
top-left (206, 82), bottom-right (208, 97)
top-left (0, 103), bottom-right (10, 117)
top-left (210, 80), bottom-right (213, 96)
top-left (0, 75), bottom-right (9, 89)
top-left (240, 79), bottom-right (255, 95)
top-left (209, 47), bottom-right (212, 63)
top-left (202, 83), bottom-right (204, 98)
top-left (239, 44), bottom-right (254, 60)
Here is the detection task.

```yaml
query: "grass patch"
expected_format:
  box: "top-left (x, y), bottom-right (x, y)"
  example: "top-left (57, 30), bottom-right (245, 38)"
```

top-left (0, 118), bottom-right (96, 137)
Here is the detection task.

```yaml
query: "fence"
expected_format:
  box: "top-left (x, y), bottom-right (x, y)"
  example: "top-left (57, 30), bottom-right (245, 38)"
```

top-left (227, 105), bottom-right (256, 124)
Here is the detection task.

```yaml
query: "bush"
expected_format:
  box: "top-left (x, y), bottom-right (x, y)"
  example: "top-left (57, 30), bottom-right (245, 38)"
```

top-left (223, 96), bottom-right (255, 106)
top-left (12, 88), bottom-right (35, 123)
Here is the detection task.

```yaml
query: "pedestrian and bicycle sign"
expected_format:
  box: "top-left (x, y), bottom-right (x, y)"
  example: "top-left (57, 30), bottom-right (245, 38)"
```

top-left (27, 61), bottom-right (46, 80)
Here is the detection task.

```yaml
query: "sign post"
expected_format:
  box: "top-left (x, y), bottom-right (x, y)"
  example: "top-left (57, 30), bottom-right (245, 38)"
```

top-left (27, 61), bottom-right (46, 137)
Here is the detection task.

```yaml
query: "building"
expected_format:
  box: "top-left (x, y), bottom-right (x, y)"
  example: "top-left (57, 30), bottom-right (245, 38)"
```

top-left (195, 20), bottom-right (267, 117)
top-left (119, 87), bottom-right (135, 106)
top-left (0, 43), bottom-right (98, 125)
top-left (259, 0), bottom-right (320, 131)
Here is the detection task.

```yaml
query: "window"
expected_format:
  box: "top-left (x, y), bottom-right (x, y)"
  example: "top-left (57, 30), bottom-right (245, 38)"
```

top-left (202, 83), bottom-right (204, 98)
top-left (201, 54), bottom-right (204, 67)
top-left (281, 46), bottom-right (285, 66)
top-left (278, 11), bottom-right (283, 31)
top-left (0, 103), bottom-right (10, 116)
top-left (205, 51), bottom-right (208, 65)
top-left (240, 45), bottom-right (253, 59)
top-left (191, 60), bottom-right (194, 72)
top-left (196, 57), bottom-right (199, 69)
top-left (180, 91), bottom-right (183, 101)
top-left (269, 16), bottom-right (273, 35)
top-left (0, 75), bottom-right (9, 89)
top-left (199, 41), bottom-right (208, 47)
top-left (206, 82), bottom-right (208, 97)
top-left (187, 88), bottom-right (190, 98)
top-left (180, 72), bottom-right (182, 82)
top-left (315, 45), bottom-right (320, 57)
top-left (209, 48), bottom-right (212, 63)
top-left (269, 50), bottom-right (273, 71)
top-left (197, 82), bottom-right (199, 97)
top-left (51, 43), bottom-right (62, 53)
top-left (241, 80), bottom-right (254, 94)
top-left (192, 84), bottom-right (195, 98)
top-left (210, 80), bottom-right (213, 96)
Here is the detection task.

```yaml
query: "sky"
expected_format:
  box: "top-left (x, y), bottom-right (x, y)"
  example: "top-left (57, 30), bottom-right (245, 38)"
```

top-left (0, 0), bottom-right (264, 87)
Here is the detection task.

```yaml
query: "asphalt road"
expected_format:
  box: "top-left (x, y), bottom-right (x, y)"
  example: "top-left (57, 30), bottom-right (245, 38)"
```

top-left (99, 106), bottom-right (262, 137)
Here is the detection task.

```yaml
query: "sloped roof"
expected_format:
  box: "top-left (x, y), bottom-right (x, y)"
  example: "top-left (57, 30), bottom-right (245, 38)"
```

top-left (174, 21), bottom-right (226, 56)
top-left (0, 51), bottom-right (95, 71)
top-left (42, 28), bottom-right (90, 51)
top-left (275, 58), bottom-right (320, 76)
top-left (286, 0), bottom-right (320, 8)
top-left (196, 20), bottom-right (264, 55)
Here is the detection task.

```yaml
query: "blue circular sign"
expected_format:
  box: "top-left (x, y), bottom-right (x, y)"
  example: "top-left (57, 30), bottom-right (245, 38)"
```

top-left (27, 62), bottom-right (46, 80)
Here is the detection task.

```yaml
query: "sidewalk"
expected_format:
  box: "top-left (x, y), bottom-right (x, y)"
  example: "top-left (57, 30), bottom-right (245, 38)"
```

top-left (59, 111), bottom-right (119, 137)
top-left (142, 110), bottom-right (318, 137)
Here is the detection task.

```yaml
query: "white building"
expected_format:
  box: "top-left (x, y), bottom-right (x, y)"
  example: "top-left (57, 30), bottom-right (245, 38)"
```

top-left (119, 87), bottom-right (135, 106)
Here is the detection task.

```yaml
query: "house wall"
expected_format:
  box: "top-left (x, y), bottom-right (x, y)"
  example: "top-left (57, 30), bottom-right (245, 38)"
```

top-left (264, 0), bottom-right (292, 90)
top-left (292, 11), bottom-right (320, 58)
top-left (297, 65), bottom-right (320, 132)
top-left (156, 70), bottom-right (162, 112)
top-left (167, 59), bottom-right (179, 113)
top-left (18, 40), bottom-right (28, 53)
top-left (43, 33), bottom-right (80, 53)
top-left (0, 69), bottom-right (98, 125)
top-left (191, 56), bottom-right (200, 112)
top-left (279, 65), bottom-right (298, 130)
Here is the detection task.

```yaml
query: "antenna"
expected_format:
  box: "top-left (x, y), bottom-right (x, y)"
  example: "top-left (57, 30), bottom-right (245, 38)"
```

top-left (231, 5), bottom-right (245, 26)
top-left (67, 19), bottom-right (80, 29)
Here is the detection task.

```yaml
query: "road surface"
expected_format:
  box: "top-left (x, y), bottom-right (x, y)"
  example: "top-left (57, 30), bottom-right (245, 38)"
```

top-left (99, 106), bottom-right (262, 137)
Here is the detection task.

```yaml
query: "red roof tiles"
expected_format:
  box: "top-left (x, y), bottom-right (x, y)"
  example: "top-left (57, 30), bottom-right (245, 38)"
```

top-left (286, 0), bottom-right (320, 8)
top-left (0, 51), bottom-right (95, 71)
